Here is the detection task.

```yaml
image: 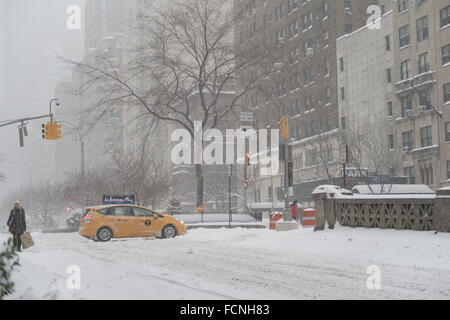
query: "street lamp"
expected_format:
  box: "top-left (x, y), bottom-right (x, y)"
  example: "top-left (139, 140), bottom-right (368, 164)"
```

top-left (49, 99), bottom-right (60, 120)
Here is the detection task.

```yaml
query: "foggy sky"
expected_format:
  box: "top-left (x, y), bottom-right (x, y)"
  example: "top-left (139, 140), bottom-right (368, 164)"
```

top-left (0, 0), bottom-right (85, 203)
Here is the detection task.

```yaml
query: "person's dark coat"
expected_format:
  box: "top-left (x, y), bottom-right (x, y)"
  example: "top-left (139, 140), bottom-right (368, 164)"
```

top-left (7, 208), bottom-right (27, 235)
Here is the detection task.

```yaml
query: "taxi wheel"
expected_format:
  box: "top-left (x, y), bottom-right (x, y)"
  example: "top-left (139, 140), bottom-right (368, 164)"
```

top-left (161, 225), bottom-right (177, 239)
top-left (97, 227), bottom-right (113, 242)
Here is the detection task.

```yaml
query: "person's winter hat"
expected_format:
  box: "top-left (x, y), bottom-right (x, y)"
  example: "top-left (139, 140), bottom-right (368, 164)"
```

top-left (14, 201), bottom-right (21, 206)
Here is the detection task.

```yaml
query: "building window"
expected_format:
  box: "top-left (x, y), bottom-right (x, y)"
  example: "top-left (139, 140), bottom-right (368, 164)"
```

top-left (290, 73), bottom-right (300, 90)
top-left (303, 38), bottom-right (313, 57)
top-left (385, 35), bottom-right (391, 51)
top-left (302, 11), bottom-right (313, 30)
top-left (418, 52), bottom-right (430, 74)
top-left (289, 47), bottom-right (299, 64)
top-left (386, 68), bottom-right (392, 83)
top-left (341, 87), bottom-right (345, 100)
top-left (322, 1), bottom-right (328, 18)
top-left (276, 29), bottom-right (286, 46)
top-left (340, 57), bottom-right (344, 71)
top-left (344, 0), bottom-right (351, 12)
top-left (418, 88), bottom-right (432, 109)
top-left (324, 87), bottom-right (330, 104)
top-left (399, 25), bottom-right (410, 48)
top-left (401, 60), bottom-right (411, 80)
top-left (341, 117), bottom-right (346, 130)
top-left (401, 95), bottom-right (412, 117)
top-left (304, 95), bottom-right (313, 112)
top-left (344, 24), bottom-right (352, 34)
top-left (445, 122), bottom-right (450, 142)
top-left (387, 101), bottom-right (393, 117)
top-left (303, 67), bottom-right (314, 85)
top-left (388, 135), bottom-right (395, 150)
top-left (323, 57), bottom-right (330, 76)
top-left (275, 4), bottom-right (285, 22)
top-left (404, 167), bottom-right (415, 184)
top-left (441, 5), bottom-right (450, 28)
top-left (443, 44), bottom-right (450, 65)
top-left (398, 0), bottom-right (408, 14)
top-left (402, 131), bottom-right (413, 151)
top-left (322, 29), bottom-right (329, 42)
top-left (447, 161), bottom-right (450, 179)
top-left (420, 126), bottom-right (433, 147)
top-left (288, 0), bottom-right (298, 13)
top-left (288, 20), bottom-right (299, 38)
top-left (445, 83), bottom-right (450, 104)
top-left (416, 16), bottom-right (428, 42)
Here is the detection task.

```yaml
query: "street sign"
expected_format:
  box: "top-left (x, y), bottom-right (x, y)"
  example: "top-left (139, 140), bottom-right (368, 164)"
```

top-left (240, 112), bottom-right (254, 123)
top-left (103, 195), bottom-right (136, 205)
top-left (342, 168), bottom-right (369, 178)
top-left (289, 187), bottom-right (294, 197)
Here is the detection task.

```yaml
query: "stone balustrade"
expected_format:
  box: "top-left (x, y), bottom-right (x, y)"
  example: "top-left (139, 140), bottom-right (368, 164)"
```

top-left (312, 187), bottom-right (450, 232)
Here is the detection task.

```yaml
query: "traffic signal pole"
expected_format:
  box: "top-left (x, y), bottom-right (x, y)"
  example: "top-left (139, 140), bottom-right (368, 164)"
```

top-left (284, 141), bottom-right (291, 221)
top-left (0, 114), bottom-right (53, 129)
top-left (280, 116), bottom-right (292, 221)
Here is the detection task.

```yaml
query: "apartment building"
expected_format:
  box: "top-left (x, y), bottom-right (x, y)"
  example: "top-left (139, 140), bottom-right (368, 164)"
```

top-left (337, 1), bottom-right (396, 177)
top-left (78, 0), bottom-right (128, 170)
top-left (235, 0), bottom-right (378, 203)
top-left (392, 0), bottom-right (450, 189)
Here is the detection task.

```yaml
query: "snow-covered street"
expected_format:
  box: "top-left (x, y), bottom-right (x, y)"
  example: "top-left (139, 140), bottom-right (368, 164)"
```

top-left (2, 225), bottom-right (450, 300)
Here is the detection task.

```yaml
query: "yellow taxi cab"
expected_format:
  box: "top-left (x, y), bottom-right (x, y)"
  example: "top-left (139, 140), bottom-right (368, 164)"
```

top-left (78, 204), bottom-right (187, 242)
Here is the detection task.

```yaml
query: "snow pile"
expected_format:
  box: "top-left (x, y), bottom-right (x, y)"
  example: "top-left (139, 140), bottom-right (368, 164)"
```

top-left (312, 185), bottom-right (353, 198)
top-left (1, 226), bottom-right (450, 300)
top-left (352, 184), bottom-right (435, 195)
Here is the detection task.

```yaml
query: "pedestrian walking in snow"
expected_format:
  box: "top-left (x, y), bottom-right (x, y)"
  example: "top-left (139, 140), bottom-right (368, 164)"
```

top-left (290, 200), bottom-right (299, 223)
top-left (6, 201), bottom-right (27, 251)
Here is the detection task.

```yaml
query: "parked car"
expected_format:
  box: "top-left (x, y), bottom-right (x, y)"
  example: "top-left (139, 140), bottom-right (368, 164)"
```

top-left (79, 205), bottom-right (187, 242)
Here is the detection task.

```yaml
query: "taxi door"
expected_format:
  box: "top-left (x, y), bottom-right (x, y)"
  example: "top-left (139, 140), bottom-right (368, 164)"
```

top-left (132, 207), bottom-right (164, 237)
top-left (109, 206), bottom-right (137, 238)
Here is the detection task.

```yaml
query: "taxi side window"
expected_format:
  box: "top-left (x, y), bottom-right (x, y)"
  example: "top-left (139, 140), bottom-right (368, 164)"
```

top-left (133, 208), bottom-right (152, 217)
top-left (111, 207), bottom-right (134, 217)
top-left (97, 208), bottom-right (111, 215)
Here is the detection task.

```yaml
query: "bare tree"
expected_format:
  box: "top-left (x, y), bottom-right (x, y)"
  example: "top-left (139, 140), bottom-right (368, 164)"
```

top-left (113, 146), bottom-right (169, 208)
top-left (344, 120), bottom-right (397, 193)
top-left (62, 0), bottom-right (264, 207)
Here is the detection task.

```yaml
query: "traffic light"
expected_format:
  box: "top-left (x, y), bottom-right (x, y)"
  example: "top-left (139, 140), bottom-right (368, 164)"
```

top-left (245, 153), bottom-right (251, 168)
top-left (280, 116), bottom-right (289, 141)
top-left (42, 122), bottom-right (62, 140)
top-left (42, 123), bottom-right (50, 139)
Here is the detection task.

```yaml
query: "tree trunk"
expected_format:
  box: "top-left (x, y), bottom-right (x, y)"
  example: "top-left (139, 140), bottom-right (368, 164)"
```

top-left (195, 164), bottom-right (204, 207)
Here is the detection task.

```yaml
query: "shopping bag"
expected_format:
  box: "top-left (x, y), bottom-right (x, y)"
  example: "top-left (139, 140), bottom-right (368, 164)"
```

top-left (20, 232), bottom-right (35, 249)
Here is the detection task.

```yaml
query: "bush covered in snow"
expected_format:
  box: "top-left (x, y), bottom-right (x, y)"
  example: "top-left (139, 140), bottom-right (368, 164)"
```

top-left (0, 238), bottom-right (20, 299)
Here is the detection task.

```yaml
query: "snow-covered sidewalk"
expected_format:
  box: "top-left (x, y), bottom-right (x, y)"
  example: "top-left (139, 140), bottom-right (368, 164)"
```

top-left (1, 225), bottom-right (450, 300)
